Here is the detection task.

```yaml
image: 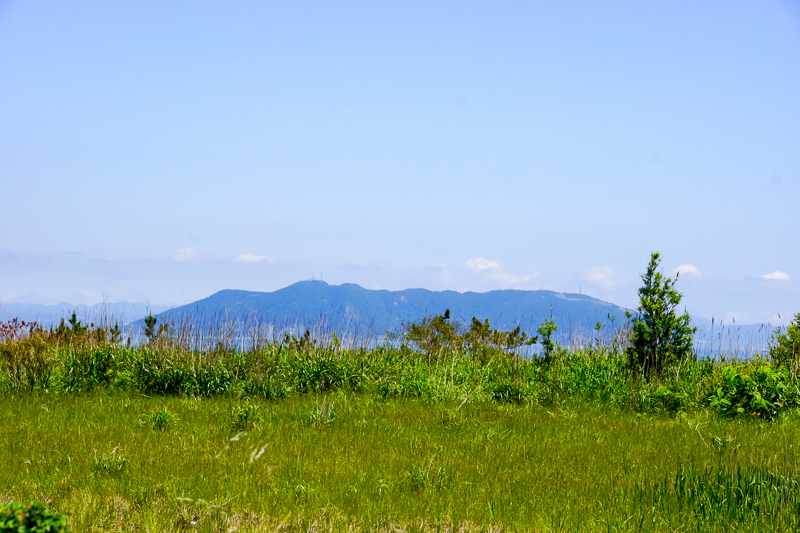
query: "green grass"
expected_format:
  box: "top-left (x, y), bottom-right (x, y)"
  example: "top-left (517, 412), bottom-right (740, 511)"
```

top-left (2, 324), bottom-right (800, 531)
top-left (4, 390), bottom-right (800, 532)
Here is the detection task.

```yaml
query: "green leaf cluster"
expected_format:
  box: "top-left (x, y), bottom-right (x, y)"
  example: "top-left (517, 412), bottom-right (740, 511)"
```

top-left (0, 500), bottom-right (69, 533)
top-left (707, 363), bottom-right (797, 420)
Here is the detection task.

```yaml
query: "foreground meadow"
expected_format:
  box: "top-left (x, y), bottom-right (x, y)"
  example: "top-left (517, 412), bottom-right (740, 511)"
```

top-left (4, 389), bottom-right (800, 532)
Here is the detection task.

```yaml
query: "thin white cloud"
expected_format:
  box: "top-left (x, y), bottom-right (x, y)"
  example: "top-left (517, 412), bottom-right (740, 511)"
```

top-left (466, 257), bottom-right (501, 273)
top-left (465, 258), bottom-right (539, 288)
top-left (171, 248), bottom-right (200, 262)
top-left (760, 270), bottom-right (790, 281)
top-left (674, 264), bottom-right (701, 278)
top-left (419, 259), bottom-right (541, 291)
top-left (235, 253), bottom-right (274, 264)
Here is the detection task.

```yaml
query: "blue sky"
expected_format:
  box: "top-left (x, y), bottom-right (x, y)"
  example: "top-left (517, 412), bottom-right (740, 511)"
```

top-left (1, 1), bottom-right (798, 324)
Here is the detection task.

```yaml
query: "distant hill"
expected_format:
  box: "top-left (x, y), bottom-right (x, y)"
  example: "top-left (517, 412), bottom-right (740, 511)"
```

top-left (3, 282), bottom-right (776, 356)
top-left (0, 301), bottom-right (167, 328)
top-left (141, 280), bottom-right (632, 341)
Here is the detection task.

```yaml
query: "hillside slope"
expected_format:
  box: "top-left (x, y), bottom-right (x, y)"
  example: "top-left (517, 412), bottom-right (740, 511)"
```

top-left (147, 280), bottom-right (631, 338)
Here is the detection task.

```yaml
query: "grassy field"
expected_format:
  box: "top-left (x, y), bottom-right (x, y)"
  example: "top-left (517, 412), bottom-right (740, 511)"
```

top-left (2, 316), bottom-right (800, 531)
top-left (4, 389), bottom-right (800, 532)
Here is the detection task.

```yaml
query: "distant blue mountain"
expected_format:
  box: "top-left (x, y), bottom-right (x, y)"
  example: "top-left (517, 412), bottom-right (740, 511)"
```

top-left (142, 280), bottom-right (632, 340)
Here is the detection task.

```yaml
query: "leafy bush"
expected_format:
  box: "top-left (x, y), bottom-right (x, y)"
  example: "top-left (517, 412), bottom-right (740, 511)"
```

top-left (0, 500), bottom-right (69, 532)
top-left (627, 252), bottom-right (695, 377)
top-left (769, 313), bottom-right (800, 370)
top-left (402, 310), bottom-right (461, 357)
top-left (463, 317), bottom-right (537, 354)
top-left (707, 363), bottom-right (797, 420)
top-left (403, 310), bottom-right (536, 361)
top-left (536, 315), bottom-right (558, 367)
top-left (282, 330), bottom-right (317, 351)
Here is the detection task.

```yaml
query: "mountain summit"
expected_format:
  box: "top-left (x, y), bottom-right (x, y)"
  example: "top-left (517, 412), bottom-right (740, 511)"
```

top-left (148, 280), bottom-right (631, 338)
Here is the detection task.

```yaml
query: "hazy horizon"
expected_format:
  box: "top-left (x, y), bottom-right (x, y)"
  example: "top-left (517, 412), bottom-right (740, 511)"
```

top-left (1, 279), bottom-right (793, 328)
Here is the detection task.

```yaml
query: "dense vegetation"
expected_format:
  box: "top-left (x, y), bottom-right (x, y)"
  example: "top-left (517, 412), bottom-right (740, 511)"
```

top-left (0, 309), bottom-right (797, 420)
top-left (2, 254), bottom-right (799, 531)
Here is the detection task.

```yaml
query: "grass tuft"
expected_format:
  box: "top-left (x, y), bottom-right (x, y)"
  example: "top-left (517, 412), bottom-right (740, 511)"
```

top-left (139, 407), bottom-right (178, 430)
top-left (89, 446), bottom-right (130, 476)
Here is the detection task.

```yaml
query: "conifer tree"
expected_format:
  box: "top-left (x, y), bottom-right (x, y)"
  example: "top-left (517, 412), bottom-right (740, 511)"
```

top-left (628, 252), bottom-right (695, 377)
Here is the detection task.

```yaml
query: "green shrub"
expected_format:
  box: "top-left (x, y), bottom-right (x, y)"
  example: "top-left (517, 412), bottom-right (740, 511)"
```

top-left (707, 363), bottom-right (797, 420)
top-left (143, 314), bottom-right (168, 345)
top-left (0, 500), bottom-right (69, 532)
top-left (537, 314), bottom-right (558, 367)
top-left (403, 310), bottom-right (536, 362)
top-left (769, 313), bottom-right (800, 370)
top-left (402, 310), bottom-right (461, 357)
